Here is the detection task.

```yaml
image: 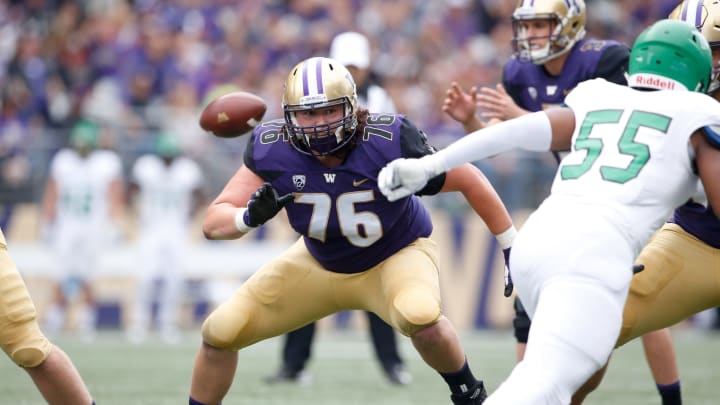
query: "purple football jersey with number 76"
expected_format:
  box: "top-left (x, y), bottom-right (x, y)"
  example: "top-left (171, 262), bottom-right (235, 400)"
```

top-left (244, 114), bottom-right (442, 273)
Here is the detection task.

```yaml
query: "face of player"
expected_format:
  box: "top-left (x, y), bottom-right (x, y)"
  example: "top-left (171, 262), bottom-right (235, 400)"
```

top-left (515, 19), bottom-right (554, 51)
top-left (294, 105), bottom-right (345, 140)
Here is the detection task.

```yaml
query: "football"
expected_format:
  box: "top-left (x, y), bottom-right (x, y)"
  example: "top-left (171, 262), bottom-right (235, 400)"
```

top-left (199, 91), bottom-right (267, 138)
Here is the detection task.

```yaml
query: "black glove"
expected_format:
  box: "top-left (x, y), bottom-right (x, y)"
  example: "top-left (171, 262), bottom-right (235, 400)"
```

top-left (503, 247), bottom-right (513, 297)
top-left (243, 183), bottom-right (294, 227)
top-left (632, 264), bottom-right (645, 274)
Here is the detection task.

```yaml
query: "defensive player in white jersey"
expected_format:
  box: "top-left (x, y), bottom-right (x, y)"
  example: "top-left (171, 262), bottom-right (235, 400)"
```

top-left (378, 19), bottom-right (720, 404)
top-left (41, 120), bottom-right (125, 340)
top-left (573, 1), bottom-right (720, 403)
top-left (127, 133), bottom-right (203, 343)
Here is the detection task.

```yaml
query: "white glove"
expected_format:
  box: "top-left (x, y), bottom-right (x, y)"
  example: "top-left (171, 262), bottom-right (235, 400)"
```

top-left (378, 155), bottom-right (444, 201)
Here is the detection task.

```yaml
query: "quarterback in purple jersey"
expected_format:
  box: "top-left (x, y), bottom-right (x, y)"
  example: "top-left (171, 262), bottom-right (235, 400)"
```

top-left (443, 0), bottom-right (629, 132)
top-left (188, 57), bottom-right (517, 405)
top-left (501, 27), bottom-right (627, 114)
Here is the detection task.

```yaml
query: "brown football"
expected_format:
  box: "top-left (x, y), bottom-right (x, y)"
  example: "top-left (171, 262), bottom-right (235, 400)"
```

top-left (199, 91), bottom-right (267, 138)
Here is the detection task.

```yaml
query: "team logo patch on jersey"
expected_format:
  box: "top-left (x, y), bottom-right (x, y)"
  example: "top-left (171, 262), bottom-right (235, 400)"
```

top-left (323, 173), bottom-right (336, 183)
top-left (292, 175), bottom-right (306, 190)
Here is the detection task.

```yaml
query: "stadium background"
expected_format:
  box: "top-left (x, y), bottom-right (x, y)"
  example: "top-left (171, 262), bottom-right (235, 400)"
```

top-left (0, 0), bottom-right (690, 334)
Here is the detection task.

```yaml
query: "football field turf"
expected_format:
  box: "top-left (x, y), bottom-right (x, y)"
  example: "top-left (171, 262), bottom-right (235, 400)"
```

top-left (1, 328), bottom-right (718, 404)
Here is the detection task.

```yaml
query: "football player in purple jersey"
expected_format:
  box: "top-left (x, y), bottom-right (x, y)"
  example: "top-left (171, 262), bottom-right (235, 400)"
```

top-left (573, 2), bottom-right (720, 404)
top-left (265, 31), bottom-right (412, 387)
top-left (187, 57), bottom-right (517, 405)
top-left (443, 1), bottom-right (682, 404)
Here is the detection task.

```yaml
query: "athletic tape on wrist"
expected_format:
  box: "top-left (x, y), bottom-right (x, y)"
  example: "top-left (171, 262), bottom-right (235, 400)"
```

top-left (495, 225), bottom-right (517, 250)
top-left (234, 208), bottom-right (255, 233)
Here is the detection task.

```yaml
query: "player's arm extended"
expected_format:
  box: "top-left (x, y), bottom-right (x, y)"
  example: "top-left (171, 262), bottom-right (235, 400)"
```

top-left (203, 165), bottom-right (264, 240)
top-left (441, 164), bottom-right (514, 239)
top-left (379, 108), bottom-right (575, 201)
top-left (427, 108), bottom-right (574, 173)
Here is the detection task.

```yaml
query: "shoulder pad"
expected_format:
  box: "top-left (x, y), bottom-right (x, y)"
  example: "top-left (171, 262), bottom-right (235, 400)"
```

top-left (702, 125), bottom-right (720, 150)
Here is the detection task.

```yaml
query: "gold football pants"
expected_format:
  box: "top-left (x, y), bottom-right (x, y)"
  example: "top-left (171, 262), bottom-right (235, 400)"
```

top-left (0, 229), bottom-right (52, 367)
top-left (201, 237), bottom-right (443, 350)
top-left (618, 223), bottom-right (720, 346)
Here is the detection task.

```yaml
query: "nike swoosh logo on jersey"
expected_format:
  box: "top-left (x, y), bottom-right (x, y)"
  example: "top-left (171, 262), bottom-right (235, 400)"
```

top-left (353, 178), bottom-right (369, 187)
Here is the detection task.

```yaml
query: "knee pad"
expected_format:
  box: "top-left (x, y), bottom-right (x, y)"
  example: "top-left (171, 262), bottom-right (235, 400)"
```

top-left (513, 297), bottom-right (531, 343)
top-left (391, 288), bottom-right (441, 336)
top-left (11, 345), bottom-right (50, 368)
top-left (201, 298), bottom-right (252, 350)
top-left (0, 250), bottom-right (52, 367)
top-left (1, 316), bottom-right (51, 368)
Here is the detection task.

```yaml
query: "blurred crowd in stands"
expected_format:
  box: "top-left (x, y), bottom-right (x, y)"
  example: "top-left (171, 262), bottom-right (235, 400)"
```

top-left (0, 0), bottom-right (680, 230)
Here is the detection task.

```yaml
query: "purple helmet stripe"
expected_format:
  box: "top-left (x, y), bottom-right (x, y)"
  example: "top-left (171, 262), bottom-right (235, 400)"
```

top-left (301, 60), bottom-right (310, 96)
top-left (694, 0), bottom-right (705, 27)
top-left (315, 58), bottom-right (323, 94)
top-left (681, 0), bottom-right (705, 28)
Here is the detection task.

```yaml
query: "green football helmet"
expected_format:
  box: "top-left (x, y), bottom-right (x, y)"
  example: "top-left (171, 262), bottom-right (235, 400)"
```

top-left (155, 133), bottom-right (182, 157)
top-left (70, 120), bottom-right (99, 149)
top-left (627, 19), bottom-right (712, 92)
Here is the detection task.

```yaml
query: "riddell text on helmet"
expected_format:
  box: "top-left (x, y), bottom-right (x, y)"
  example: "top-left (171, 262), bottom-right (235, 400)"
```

top-left (633, 74), bottom-right (679, 90)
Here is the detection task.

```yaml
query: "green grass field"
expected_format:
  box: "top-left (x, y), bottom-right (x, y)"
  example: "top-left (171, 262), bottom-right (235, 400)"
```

top-left (1, 328), bottom-right (718, 404)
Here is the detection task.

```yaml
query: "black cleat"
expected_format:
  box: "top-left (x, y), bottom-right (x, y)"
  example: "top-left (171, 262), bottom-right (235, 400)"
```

top-left (382, 363), bottom-right (412, 385)
top-left (263, 366), bottom-right (311, 385)
top-left (450, 380), bottom-right (487, 404)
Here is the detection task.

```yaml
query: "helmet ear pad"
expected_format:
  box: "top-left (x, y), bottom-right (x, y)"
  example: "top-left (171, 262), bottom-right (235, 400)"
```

top-left (627, 19), bottom-right (713, 93)
top-left (282, 57), bottom-right (360, 156)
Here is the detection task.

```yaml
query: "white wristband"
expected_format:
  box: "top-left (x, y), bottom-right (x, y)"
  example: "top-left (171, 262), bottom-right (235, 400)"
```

top-left (234, 208), bottom-right (255, 233)
top-left (495, 225), bottom-right (517, 250)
